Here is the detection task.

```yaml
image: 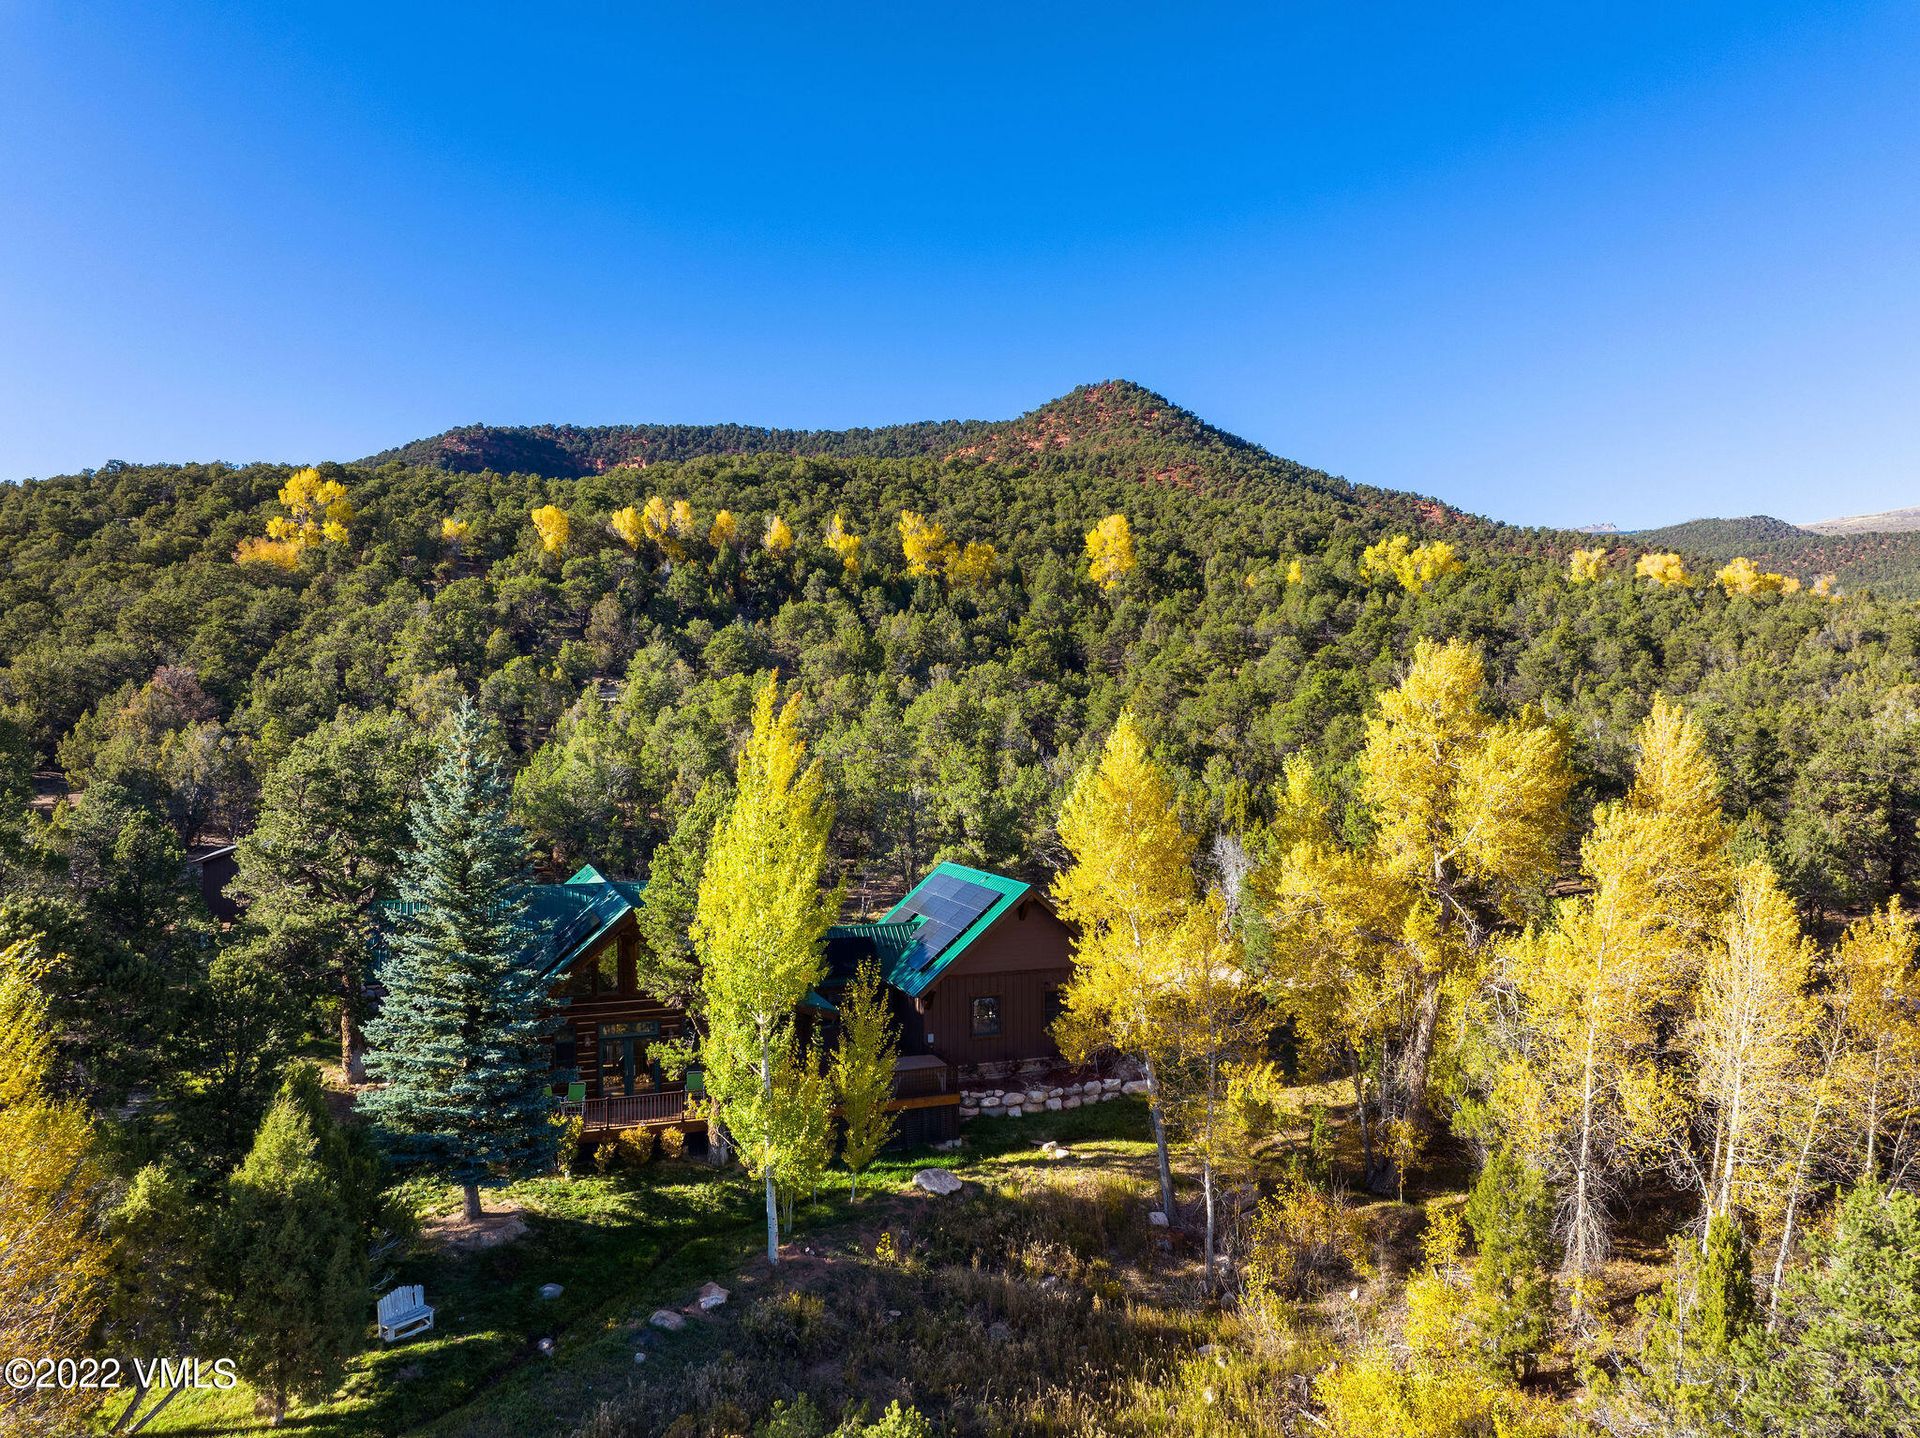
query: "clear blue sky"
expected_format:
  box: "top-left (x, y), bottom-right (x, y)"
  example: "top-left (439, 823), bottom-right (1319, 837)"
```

top-left (3, 3), bottom-right (1916, 528)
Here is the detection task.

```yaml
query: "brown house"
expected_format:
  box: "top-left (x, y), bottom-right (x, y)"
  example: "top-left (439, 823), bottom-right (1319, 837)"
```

top-left (824, 862), bottom-right (1075, 1081)
top-left (498, 861), bottom-right (1074, 1139)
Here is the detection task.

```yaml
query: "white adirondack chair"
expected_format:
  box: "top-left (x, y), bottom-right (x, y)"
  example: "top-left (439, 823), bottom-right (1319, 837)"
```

top-left (376, 1284), bottom-right (435, 1343)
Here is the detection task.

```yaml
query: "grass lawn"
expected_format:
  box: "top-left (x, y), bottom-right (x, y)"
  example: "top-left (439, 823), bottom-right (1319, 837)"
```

top-left (121, 1100), bottom-right (1166, 1438)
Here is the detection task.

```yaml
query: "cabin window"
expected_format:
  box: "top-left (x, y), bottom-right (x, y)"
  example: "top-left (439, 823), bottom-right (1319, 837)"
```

top-left (592, 945), bottom-right (620, 995)
top-left (598, 1021), bottom-right (664, 1097)
top-left (553, 1031), bottom-right (578, 1075)
top-left (970, 995), bottom-right (1002, 1038)
top-left (555, 961), bottom-right (594, 1000)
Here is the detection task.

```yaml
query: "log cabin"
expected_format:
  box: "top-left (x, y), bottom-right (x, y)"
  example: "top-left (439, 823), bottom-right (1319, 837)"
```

top-left (378, 860), bottom-right (1076, 1140)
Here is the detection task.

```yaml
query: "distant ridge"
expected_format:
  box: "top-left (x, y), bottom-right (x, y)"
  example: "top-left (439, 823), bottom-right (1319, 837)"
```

top-left (1805, 504), bottom-right (1920, 535)
top-left (359, 380), bottom-right (1498, 537)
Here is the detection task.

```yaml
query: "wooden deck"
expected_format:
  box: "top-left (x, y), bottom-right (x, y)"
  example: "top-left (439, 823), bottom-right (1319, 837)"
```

top-left (563, 1091), bottom-right (706, 1133)
top-left (563, 1060), bottom-right (962, 1136)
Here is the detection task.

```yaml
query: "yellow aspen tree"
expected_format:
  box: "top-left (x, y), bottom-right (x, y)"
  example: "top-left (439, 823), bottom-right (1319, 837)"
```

top-left (530, 504), bottom-right (570, 553)
top-left (1568, 547), bottom-right (1609, 582)
top-left (1832, 900), bottom-right (1920, 1181)
top-left (823, 513), bottom-right (862, 573)
top-left (1156, 863), bottom-right (1269, 1292)
top-left (1636, 551), bottom-right (1692, 586)
top-left (1686, 862), bottom-right (1815, 1227)
top-left (945, 539), bottom-right (997, 588)
top-left (763, 514), bottom-right (794, 557)
top-left (830, 959), bottom-right (898, 1198)
top-left (609, 505), bottom-right (644, 550)
top-left (1084, 513), bottom-right (1137, 589)
top-left (668, 499), bottom-right (696, 546)
top-left (440, 516), bottom-right (472, 547)
top-left (1493, 698), bottom-right (1731, 1295)
top-left (0, 942), bottom-right (110, 1436)
top-left (1715, 557), bottom-right (1797, 596)
top-left (233, 536), bottom-right (304, 569)
top-left (1262, 641), bottom-right (1570, 1191)
top-left (897, 510), bottom-right (952, 577)
top-left (708, 509), bottom-right (738, 548)
top-left (267, 467), bottom-right (355, 547)
top-left (693, 675), bottom-right (838, 1265)
top-left (1360, 535), bottom-right (1462, 591)
top-left (1052, 711), bottom-right (1195, 1222)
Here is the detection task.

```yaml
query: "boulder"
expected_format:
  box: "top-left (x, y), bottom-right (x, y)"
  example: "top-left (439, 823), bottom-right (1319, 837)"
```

top-left (1121, 1079), bottom-right (1150, 1095)
top-left (1025, 1089), bottom-right (1047, 1106)
top-left (634, 1351), bottom-right (649, 1364)
top-left (1044, 1097), bottom-right (1063, 1111)
top-left (648, 1308), bottom-right (686, 1332)
top-left (696, 1282), bottom-right (729, 1311)
top-left (1062, 1096), bottom-right (1080, 1110)
top-left (1004, 1105), bottom-right (1022, 1118)
top-left (539, 1283), bottom-right (564, 1300)
top-left (1147, 1210), bottom-right (1169, 1228)
top-left (913, 1167), bottom-right (963, 1196)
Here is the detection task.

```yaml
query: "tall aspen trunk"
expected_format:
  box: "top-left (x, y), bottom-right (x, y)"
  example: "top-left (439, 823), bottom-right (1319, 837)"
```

top-left (1570, 1015), bottom-right (1601, 1290)
top-left (1201, 1155), bottom-right (1217, 1294)
top-left (760, 1028), bottom-right (779, 1265)
top-left (1143, 1059), bottom-right (1177, 1222)
top-left (1348, 1050), bottom-right (1375, 1187)
top-left (1402, 972), bottom-right (1443, 1134)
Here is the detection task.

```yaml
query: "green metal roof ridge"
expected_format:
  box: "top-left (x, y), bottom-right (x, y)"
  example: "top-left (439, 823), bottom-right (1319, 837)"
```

top-left (881, 861), bottom-right (1031, 998)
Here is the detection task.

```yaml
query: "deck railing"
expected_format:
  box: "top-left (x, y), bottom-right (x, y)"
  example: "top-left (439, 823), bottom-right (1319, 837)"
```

top-left (563, 1090), bottom-right (694, 1131)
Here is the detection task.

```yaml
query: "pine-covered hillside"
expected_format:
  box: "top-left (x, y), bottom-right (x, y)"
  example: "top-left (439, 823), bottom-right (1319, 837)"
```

top-left (1635, 513), bottom-right (1920, 598)
top-left (4, 380), bottom-right (1920, 919)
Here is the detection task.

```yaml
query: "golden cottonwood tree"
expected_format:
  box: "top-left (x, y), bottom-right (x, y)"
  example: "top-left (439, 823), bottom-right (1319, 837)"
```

top-left (823, 513), bottom-right (862, 573)
top-left (1360, 534), bottom-right (1462, 592)
top-left (610, 505), bottom-right (644, 550)
top-left (530, 504), bottom-right (570, 553)
top-left (1490, 698), bottom-right (1731, 1291)
top-left (1685, 862), bottom-right (1815, 1227)
top-left (694, 676), bottom-right (838, 1264)
top-left (1262, 641), bottom-right (1570, 1188)
top-left (1084, 513), bottom-right (1137, 589)
top-left (830, 959), bottom-right (898, 1198)
top-left (1567, 547), bottom-right (1609, 583)
top-left (0, 942), bottom-right (110, 1436)
top-left (898, 510), bottom-right (951, 577)
top-left (709, 509), bottom-right (738, 547)
top-left (1834, 900), bottom-right (1920, 1180)
top-left (945, 539), bottom-right (997, 588)
top-left (1636, 551), bottom-right (1692, 586)
top-left (762, 514), bottom-right (794, 557)
top-left (1052, 711), bottom-right (1195, 1221)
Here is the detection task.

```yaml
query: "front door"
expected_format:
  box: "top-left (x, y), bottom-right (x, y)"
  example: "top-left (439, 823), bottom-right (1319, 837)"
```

top-left (598, 1021), bottom-right (662, 1097)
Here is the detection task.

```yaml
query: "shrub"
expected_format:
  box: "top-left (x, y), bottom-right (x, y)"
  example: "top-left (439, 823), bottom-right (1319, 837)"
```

top-left (659, 1125), bottom-right (687, 1160)
top-left (591, 1140), bottom-right (617, 1175)
top-left (615, 1127), bottom-right (656, 1168)
top-left (1241, 1177), bottom-right (1371, 1303)
top-left (552, 1113), bottom-right (585, 1175)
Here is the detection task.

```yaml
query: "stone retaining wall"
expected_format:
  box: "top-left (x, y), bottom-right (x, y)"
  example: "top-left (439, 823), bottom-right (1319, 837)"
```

top-left (959, 1075), bottom-right (1149, 1121)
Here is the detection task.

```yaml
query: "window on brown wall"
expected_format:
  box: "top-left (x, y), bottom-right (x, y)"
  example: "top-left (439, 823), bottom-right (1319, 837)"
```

top-left (970, 995), bottom-right (1001, 1037)
top-left (593, 944), bottom-right (619, 995)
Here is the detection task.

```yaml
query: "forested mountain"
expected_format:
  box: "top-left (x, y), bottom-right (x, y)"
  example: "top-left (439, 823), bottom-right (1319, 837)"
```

top-left (1636, 513), bottom-right (1920, 598)
top-left (3, 379), bottom-right (1920, 927)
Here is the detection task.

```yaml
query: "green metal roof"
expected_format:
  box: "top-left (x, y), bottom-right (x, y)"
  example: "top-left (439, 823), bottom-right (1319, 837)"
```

top-left (375, 863), bottom-right (645, 980)
top-left (826, 861), bottom-right (1031, 999)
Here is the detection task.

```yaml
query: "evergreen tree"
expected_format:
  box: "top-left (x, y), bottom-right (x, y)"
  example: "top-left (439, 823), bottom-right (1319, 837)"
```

top-left (360, 699), bottom-right (557, 1219)
top-left (220, 1083), bottom-right (368, 1426)
top-left (831, 959), bottom-right (899, 1199)
top-left (1740, 1182), bottom-right (1920, 1436)
top-left (234, 709), bottom-right (432, 1082)
top-left (1464, 1147), bottom-right (1556, 1378)
top-left (694, 675), bottom-right (838, 1265)
top-left (634, 777), bottom-right (729, 1011)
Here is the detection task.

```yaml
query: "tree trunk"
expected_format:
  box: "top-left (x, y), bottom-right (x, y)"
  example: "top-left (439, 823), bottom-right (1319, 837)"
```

top-left (1347, 1049), bottom-right (1376, 1189)
top-left (1401, 972), bottom-right (1443, 1134)
top-left (1202, 1155), bottom-right (1217, 1295)
top-left (760, 1029), bottom-right (780, 1265)
top-left (340, 976), bottom-right (366, 1085)
top-left (120, 1381), bottom-right (183, 1435)
top-left (462, 1182), bottom-right (483, 1221)
top-left (1142, 1059), bottom-right (1177, 1221)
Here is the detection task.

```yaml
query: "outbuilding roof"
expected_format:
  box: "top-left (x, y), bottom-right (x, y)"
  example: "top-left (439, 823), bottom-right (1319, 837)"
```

top-left (826, 861), bottom-right (1031, 999)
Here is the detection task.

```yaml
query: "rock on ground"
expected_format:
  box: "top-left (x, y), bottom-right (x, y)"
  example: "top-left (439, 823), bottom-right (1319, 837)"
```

top-left (696, 1282), bottom-right (729, 1310)
top-left (913, 1167), bottom-right (964, 1195)
top-left (648, 1308), bottom-right (686, 1331)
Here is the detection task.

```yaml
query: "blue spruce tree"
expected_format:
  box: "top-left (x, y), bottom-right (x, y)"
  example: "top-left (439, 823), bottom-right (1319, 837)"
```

top-left (361, 699), bottom-right (557, 1219)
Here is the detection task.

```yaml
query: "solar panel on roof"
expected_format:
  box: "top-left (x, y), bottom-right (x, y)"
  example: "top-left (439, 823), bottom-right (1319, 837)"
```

top-left (894, 874), bottom-right (1000, 972)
